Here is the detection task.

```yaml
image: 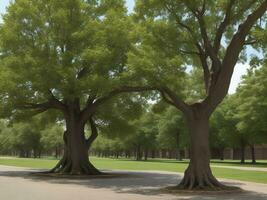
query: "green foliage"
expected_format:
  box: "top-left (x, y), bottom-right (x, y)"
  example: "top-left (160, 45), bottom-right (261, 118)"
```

top-left (235, 64), bottom-right (267, 145)
top-left (40, 123), bottom-right (64, 152)
top-left (0, 0), bottom-right (132, 114)
top-left (210, 95), bottom-right (240, 148)
top-left (157, 107), bottom-right (188, 149)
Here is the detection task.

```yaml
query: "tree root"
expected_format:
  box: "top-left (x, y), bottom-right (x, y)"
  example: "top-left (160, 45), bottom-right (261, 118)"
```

top-left (48, 157), bottom-right (101, 175)
top-left (177, 167), bottom-right (228, 191)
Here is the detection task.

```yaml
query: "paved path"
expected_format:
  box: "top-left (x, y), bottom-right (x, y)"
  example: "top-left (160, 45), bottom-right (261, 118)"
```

top-left (211, 165), bottom-right (267, 172)
top-left (0, 165), bottom-right (266, 200)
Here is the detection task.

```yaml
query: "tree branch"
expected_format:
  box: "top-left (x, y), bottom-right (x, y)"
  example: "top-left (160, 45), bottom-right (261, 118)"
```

top-left (184, 2), bottom-right (222, 74)
top-left (79, 86), bottom-right (157, 124)
top-left (205, 0), bottom-right (267, 114)
top-left (19, 91), bottom-right (67, 115)
top-left (86, 117), bottom-right (98, 148)
top-left (214, 0), bottom-right (258, 54)
top-left (160, 90), bottom-right (176, 107)
top-left (47, 90), bottom-right (67, 112)
top-left (93, 86), bottom-right (157, 107)
top-left (178, 49), bottom-right (200, 55)
top-left (159, 86), bottom-right (191, 115)
top-left (244, 39), bottom-right (258, 45)
top-left (213, 0), bottom-right (237, 55)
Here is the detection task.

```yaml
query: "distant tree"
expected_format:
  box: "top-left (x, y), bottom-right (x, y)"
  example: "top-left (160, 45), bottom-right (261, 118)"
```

top-left (8, 122), bottom-right (42, 158)
top-left (235, 65), bottom-right (267, 163)
top-left (0, 120), bottom-right (13, 155)
top-left (123, 111), bottom-right (158, 161)
top-left (41, 123), bottom-right (64, 158)
top-left (210, 96), bottom-right (240, 161)
top-left (157, 107), bottom-right (188, 160)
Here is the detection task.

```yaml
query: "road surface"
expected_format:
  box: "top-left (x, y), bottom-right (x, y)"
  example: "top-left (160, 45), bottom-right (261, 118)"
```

top-left (0, 165), bottom-right (266, 200)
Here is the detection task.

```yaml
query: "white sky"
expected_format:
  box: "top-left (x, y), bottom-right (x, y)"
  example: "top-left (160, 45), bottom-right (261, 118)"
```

top-left (0, 0), bottom-right (249, 94)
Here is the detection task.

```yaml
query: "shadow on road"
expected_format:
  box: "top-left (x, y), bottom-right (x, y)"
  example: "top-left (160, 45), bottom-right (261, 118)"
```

top-left (0, 169), bottom-right (266, 200)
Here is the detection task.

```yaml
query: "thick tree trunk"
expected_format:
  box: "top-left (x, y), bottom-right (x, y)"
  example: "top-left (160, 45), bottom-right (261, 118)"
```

top-left (50, 113), bottom-right (100, 175)
top-left (178, 115), bottom-right (224, 190)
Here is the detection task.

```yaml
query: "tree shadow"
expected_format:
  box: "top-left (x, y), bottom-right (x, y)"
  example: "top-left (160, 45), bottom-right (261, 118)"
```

top-left (0, 169), bottom-right (266, 200)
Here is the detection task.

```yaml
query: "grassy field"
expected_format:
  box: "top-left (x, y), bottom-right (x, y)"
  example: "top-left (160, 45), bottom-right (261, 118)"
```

top-left (0, 157), bottom-right (267, 184)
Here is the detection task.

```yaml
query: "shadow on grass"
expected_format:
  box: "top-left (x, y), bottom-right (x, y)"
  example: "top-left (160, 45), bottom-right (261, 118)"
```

top-left (0, 168), bottom-right (266, 200)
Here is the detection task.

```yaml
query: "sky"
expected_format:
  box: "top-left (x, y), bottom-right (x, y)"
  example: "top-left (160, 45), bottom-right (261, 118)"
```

top-left (0, 0), bottom-right (248, 94)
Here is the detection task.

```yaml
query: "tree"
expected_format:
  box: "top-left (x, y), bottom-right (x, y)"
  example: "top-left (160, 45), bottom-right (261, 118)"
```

top-left (41, 123), bottom-right (64, 158)
top-left (210, 96), bottom-right (235, 160)
top-left (8, 122), bottom-right (42, 158)
top-left (130, 0), bottom-right (267, 189)
top-left (235, 65), bottom-right (267, 163)
top-left (0, 120), bottom-right (13, 155)
top-left (131, 111), bottom-right (159, 161)
top-left (0, 0), bottom-right (151, 175)
top-left (157, 107), bottom-right (188, 160)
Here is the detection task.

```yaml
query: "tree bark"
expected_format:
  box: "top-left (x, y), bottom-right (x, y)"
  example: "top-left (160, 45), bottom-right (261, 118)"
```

top-left (50, 111), bottom-right (100, 175)
top-left (178, 112), bottom-right (224, 190)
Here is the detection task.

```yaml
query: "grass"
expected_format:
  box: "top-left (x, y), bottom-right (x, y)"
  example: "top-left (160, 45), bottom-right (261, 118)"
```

top-left (0, 156), bottom-right (267, 184)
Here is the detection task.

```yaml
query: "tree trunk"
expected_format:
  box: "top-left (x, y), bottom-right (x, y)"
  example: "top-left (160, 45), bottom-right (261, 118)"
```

top-left (136, 145), bottom-right (142, 161)
top-left (240, 141), bottom-right (245, 164)
top-left (151, 150), bottom-right (155, 159)
top-left (220, 147), bottom-right (224, 161)
top-left (33, 149), bottom-right (38, 158)
top-left (250, 145), bottom-right (256, 164)
top-left (50, 113), bottom-right (101, 175)
top-left (176, 130), bottom-right (182, 161)
top-left (178, 114), bottom-right (224, 190)
top-left (144, 149), bottom-right (148, 161)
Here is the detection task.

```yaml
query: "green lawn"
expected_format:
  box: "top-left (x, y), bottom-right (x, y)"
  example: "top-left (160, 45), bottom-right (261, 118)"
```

top-left (0, 157), bottom-right (267, 184)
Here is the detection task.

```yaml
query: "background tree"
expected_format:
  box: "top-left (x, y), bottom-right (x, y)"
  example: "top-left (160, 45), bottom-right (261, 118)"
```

top-left (235, 65), bottom-right (267, 163)
top-left (210, 95), bottom-right (242, 162)
top-left (41, 123), bottom-right (64, 158)
top-left (129, 0), bottom-right (267, 189)
top-left (157, 107), bottom-right (188, 160)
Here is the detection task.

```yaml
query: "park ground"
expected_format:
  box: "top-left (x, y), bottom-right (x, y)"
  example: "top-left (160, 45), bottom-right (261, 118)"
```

top-left (0, 157), bottom-right (267, 184)
top-left (0, 164), bottom-right (267, 200)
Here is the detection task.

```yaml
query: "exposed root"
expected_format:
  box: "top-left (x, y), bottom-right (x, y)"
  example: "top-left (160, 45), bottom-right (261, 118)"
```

top-left (48, 157), bottom-right (101, 175)
top-left (177, 167), bottom-right (228, 191)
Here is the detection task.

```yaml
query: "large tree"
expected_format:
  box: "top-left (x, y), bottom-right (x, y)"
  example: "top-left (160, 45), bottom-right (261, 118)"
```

top-left (130, 0), bottom-right (267, 189)
top-left (0, 0), bottom-right (150, 175)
